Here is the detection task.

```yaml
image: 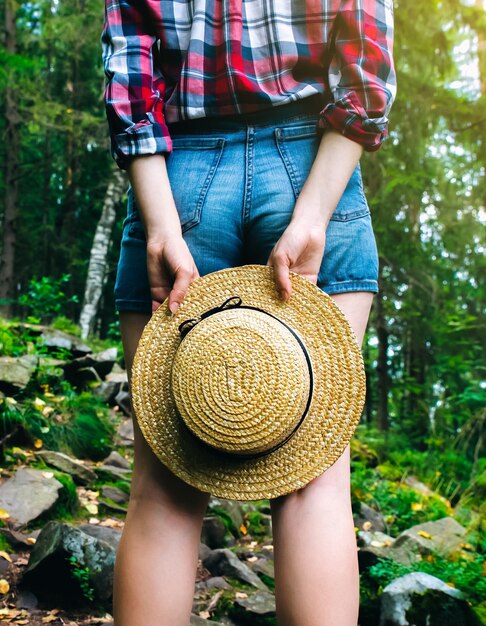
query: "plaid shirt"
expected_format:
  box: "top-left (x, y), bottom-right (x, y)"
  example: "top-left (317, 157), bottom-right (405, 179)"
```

top-left (101, 0), bottom-right (397, 170)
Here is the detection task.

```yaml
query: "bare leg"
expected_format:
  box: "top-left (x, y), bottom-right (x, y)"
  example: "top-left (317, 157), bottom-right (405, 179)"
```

top-left (112, 312), bottom-right (211, 626)
top-left (270, 291), bottom-right (374, 626)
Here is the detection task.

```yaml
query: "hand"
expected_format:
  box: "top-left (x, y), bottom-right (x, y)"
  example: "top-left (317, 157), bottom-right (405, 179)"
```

top-left (146, 235), bottom-right (199, 314)
top-left (266, 217), bottom-right (326, 301)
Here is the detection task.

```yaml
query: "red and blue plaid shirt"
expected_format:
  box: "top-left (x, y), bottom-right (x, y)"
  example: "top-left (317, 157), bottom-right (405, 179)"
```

top-left (101, 0), bottom-right (397, 170)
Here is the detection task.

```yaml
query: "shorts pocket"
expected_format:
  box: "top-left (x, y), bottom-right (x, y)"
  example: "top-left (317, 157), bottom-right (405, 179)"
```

top-left (274, 123), bottom-right (370, 222)
top-left (127, 136), bottom-right (226, 238)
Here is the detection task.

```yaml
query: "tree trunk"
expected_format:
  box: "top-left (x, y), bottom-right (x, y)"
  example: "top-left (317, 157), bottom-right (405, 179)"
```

top-left (79, 168), bottom-right (126, 339)
top-left (375, 260), bottom-right (389, 431)
top-left (0, 0), bottom-right (20, 316)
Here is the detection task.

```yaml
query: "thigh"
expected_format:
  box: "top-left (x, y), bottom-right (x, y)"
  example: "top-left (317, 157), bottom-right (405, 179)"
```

top-left (271, 289), bottom-right (373, 508)
top-left (119, 311), bottom-right (210, 508)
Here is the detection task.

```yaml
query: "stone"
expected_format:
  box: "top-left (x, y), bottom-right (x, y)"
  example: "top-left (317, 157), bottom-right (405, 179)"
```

top-left (232, 591), bottom-right (276, 618)
top-left (15, 589), bottom-right (38, 610)
top-left (190, 615), bottom-right (225, 626)
top-left (202, 516), bottom-right (229, 549)
top-left (100, 486), bottom-right (129, 505)
top-left (94, 465), bottom-right (132, 481)
top-left (357, 530), bottom-right (395, 570)
top-left (0, 468), bottom-right (63, 527)
top-left (209, 497), bottom-right (244, 534)
top-left (354, 502), bottom-right (386, 532)
top-left (249, 557), bottom-right (274, 580)
top-left (21, 521), bottom-right (116, 604)
top-left (64, 347), bottom-right (118, 383)
top-left (77, 524), bottom-right (122, 551)
top-left (102, 450), bottom-right (130, 469)
top-left (35, 451), bottom-right (97, 485)
top-left (199, 543), bottom-right (212, 562)
top-left (389, 517), bottom-right (467, 565)
top-left (37, 328), bottom-right (91, 357)
top-left (379, 571), bottom-right (478, 626)
top-left (116, 418), bottom-right (134, 445)
top-left (203, 549), bottom-right (268, 590)
top-left (0, 355), bottom-right (38, 392)
top-left (115, 390), bottom-right (131, 415)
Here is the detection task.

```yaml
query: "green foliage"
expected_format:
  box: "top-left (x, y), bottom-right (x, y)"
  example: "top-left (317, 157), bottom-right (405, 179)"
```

top-left (67, 555), bottom-right (95, 603)
top-left (51, 316), bottom-right (81, 337)
top-left (18, 275), bottom-right (79, 324)
top-left (0, 396), bottom-right (26, 438)
top-left (24, 384), bottom-right (116, 461)
top-left (365, 552), bottom-right (486, 606)
top-left (351, 461), bottom-right (452, 535)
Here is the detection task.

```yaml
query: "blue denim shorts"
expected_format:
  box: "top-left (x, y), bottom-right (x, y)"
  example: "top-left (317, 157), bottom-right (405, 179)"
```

top-left (114, 95), bottom-right (379, 313)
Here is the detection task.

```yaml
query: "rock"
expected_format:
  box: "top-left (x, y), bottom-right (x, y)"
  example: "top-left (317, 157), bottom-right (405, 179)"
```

top-left (15, 589), bottom-right (38, 610)
top-left (103, 450), bottom-right (130, 469)
top-left (77, 524), bottom-right (122, 551)
top-left (0, 527), bottom-right (39, 548)
top-left (354, 502), bottom-right (386, 533)
top-left (0, 468), bottom-right (63, 527)
top-left (389, 517), bottom-right (467, 565)
top-left (116, 418), bottom-right (134, 445)
top-left (232, 591), bottom-right (276, 621)
top-left (202, 517), bottom-right (230, 549)
top-left (35, 451), bottom-right (97, 485)
top-left (190, 615), bottom-right (225, 626)
top-left (100, 486), bottom-right (129, 505)
top-left (206, 576), bottom-right (232, 590)
top-left (37, 328), bottom-right (91, 357)
top-left (358, 530), bottom-right (395, 548)
top-left (357, 530), bottom-right (395, 570)
top-left (94, 465), bottom-right (132, 481)
top-left (203, 549), bottom-right (267, 590)
top-left (199, 543), bottom-right (212, 562)
top-left (115, 390), bottom-right (131, 415)
top-left (0, 355), bottom-right (38, 392)
top-left (249, 557), bottom-right (274, 580)
top-left (63, 348), bottom-right (118, 386)
top-left (379, 571), bottom-right (478, 626)
top-left (209, 497), bottom-right (244, 534)
top-left (21, 521), bottom-right (116, 604)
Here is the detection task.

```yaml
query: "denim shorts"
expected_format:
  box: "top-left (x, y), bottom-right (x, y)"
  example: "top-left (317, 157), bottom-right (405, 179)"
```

top-left (114, 94), bottom-right (379, 313)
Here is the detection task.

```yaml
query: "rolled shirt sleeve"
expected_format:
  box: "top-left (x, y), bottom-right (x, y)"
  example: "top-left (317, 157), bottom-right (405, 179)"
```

top-left (100, 0), bottom-right (172, 170)
top-left (319, 0), bottom-right (397, 152)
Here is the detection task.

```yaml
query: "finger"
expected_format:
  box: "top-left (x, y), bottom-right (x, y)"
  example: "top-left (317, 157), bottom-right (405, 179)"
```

top-left (168, 266), bottom-right (194, 314)
top-left (271, 254), bottom-right (292, 301)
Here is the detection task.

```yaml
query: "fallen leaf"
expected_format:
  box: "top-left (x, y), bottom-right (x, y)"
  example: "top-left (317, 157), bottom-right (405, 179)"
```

top-left (0, 510), bottom-right (9, 520)
top-left (362, 521), bottom-right (372, 531)
top-left (34, 397), bottom-right (46, 410)
top-left (0, 579), bottom-right (10, 594)
top-left (42, 406), bottom-right (54, 417)
top-left (34, 439), bottom-right (43, 449)
top-left (411, 502), bottom-right (423, 511)
top-left (235, 592), bottom-right (248, 599)
top-left (41, 471), bottom-right (54, 479)
top-left (26, 537), bottom-right (36, 545)
top-left (85, 504), bottom-right (98, 515)
top-left (239, 524), bottom-right (248, 535)
top-left (417, 530), bottom-right (432, 539)
top-left (246, 556), bottom-right (258, 562)
top-left (0, 551), bottom-right (12, 562)
top-left (199, 611), bottom-right (210, 619)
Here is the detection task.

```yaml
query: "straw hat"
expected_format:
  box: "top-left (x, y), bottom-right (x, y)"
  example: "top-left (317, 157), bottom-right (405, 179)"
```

top-left (131, 264), bottom-right (365, 501)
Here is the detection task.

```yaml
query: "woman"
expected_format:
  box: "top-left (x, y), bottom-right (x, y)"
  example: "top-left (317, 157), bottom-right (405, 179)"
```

top-left (101, 1), bottom-right (397, 624)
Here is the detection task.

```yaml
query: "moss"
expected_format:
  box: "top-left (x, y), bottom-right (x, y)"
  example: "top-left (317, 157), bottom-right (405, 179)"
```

top-left (404, 589), bottom-right (482, 626)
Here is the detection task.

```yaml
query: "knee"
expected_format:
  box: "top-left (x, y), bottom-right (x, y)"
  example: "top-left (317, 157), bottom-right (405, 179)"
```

top-left (271, 444), bottom-right (352, 510)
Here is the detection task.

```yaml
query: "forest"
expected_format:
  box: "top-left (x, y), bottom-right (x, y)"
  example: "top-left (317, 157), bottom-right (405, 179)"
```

top-left (0, 0), bottom-right (484, 624)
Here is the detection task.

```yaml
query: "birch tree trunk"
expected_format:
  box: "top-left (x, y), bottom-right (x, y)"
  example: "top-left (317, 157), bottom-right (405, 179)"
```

top-left (79, 167), bottom-right (126, 339)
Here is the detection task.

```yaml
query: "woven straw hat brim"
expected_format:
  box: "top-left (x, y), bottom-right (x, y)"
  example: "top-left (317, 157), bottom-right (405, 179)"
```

top-left (131, 265), bottom-right (366, 501)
